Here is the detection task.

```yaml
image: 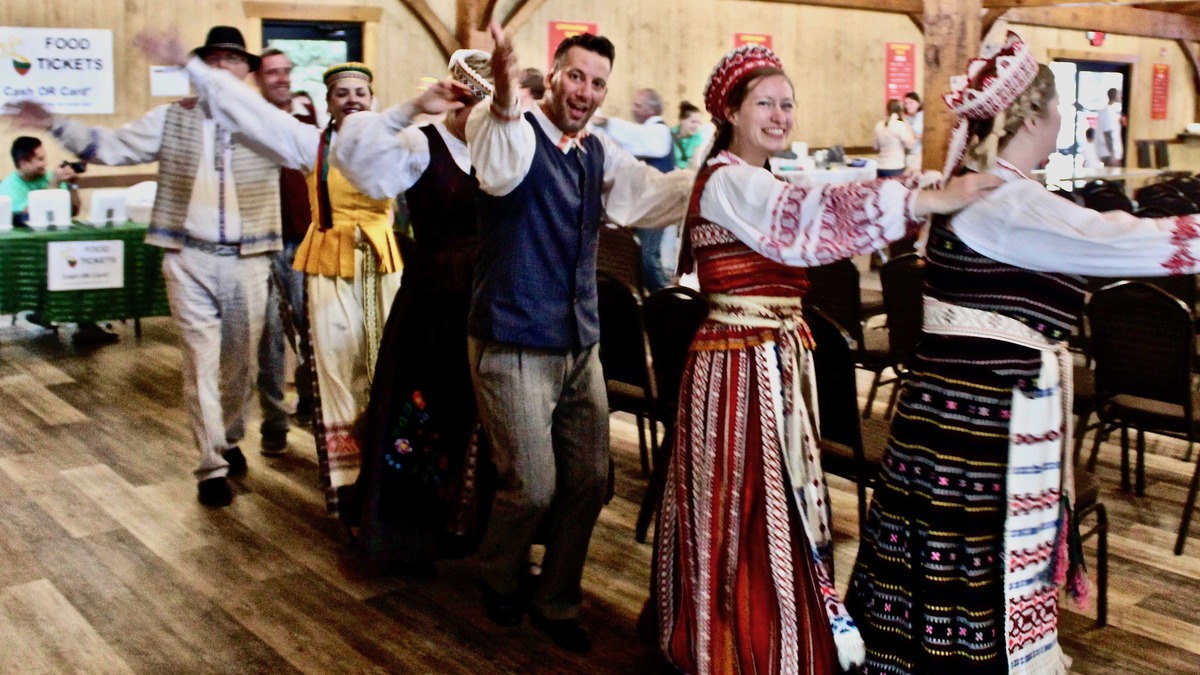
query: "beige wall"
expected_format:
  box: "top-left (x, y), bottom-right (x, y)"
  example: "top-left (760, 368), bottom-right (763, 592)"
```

top-left (1, 0), bottom-right (1196, 180)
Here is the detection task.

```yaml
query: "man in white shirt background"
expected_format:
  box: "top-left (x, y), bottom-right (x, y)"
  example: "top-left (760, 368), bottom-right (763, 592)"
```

top-left (1097, 87), bottom-right (1124, 167)
top-left (592, 87), bottom-right (676, 291)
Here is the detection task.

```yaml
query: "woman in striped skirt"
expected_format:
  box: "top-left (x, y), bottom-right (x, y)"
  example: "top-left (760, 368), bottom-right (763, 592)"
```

top-left (847, 31), bottom-right (1200, 675)
top-left (653, 45), bottom-right (997, 675)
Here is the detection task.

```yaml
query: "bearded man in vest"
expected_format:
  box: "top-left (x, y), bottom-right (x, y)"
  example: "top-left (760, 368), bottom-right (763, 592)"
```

top-left (463, 24), bottom-right (693, 652)
top-left (12, 26), bottom-right (286, 508)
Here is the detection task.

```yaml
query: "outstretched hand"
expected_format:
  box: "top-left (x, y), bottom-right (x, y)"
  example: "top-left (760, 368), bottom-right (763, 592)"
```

top-left (412, 79), bottom-right (471, 116)
top-left (4, 100), bottom-right (54, 131)
top-left (488, 21), bottom-right (519, 108)
top-left (915, 172), bottom-right (1004, 217)
top-left (133, 29), bottom-right (189, 67)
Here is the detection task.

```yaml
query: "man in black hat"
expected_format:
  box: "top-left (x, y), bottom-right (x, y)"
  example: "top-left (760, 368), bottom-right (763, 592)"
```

top-left (11, 25), bottom-right (285, 508)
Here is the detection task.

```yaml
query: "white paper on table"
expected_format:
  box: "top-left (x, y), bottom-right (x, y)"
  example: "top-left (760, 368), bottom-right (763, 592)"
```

top-left (150, 66), bottom-right (190, 97)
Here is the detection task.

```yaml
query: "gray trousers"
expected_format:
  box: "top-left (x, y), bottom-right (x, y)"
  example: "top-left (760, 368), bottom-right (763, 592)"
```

top-left (162, 247), bottom-right (270, 481)
top-left (257, 242), bottom-right (311, 434)
top-left (468, 337), bottom-right (610, 620)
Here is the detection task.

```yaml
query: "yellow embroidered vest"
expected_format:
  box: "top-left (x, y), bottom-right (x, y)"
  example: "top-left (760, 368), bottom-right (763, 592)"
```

top-left (293, 164), bottom-right (400, 278)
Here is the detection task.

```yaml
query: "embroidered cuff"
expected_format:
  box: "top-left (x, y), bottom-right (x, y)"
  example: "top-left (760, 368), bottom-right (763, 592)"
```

top-left (904, 187), bottom-right (925, 234)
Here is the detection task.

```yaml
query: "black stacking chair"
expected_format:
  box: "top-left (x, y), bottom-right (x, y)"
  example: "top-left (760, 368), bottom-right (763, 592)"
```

top-left (596, 272), bottom-right (657, 478)
top-left (876, 253), bottom-right (925, 418)
top-left (1134, 140), bottom-right (1154, 169)
top-left (635, 286), bottom-right (709, 542)
top-left (597, 223), bottom-right (645, 296)
top-left (1086, 281), bottom-right (1200, 555)
top-left (1139, 193), bottom-right (1198, 216)
top-left (1132, 206), bottom-right (1176, 219)
top-left (1080, 186), bottom-right (1134, 214)
top-left (1154, 139), bottom-right (1171, 169)
top-left (808, 307), bottom-right (888, 532)
top-left (804, 259), bottom-right (893, 416)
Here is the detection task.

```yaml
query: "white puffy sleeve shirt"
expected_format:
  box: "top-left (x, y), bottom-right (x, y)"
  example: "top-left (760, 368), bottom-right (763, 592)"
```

top-left (950, 160), bottom-right (1200, 277)
top-left (697, 151), bottom-right (924, 266)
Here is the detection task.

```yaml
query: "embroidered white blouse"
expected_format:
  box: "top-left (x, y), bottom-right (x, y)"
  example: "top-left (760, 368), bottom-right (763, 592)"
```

top-left (951, 159), bottom-right (1200, 277)
top-left (697, 151), bottom-right (923, 266)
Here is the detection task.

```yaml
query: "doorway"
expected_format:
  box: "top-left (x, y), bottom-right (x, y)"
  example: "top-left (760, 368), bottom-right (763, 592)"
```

top-left (262, 20), bottom-right (364, 126)
top-left (1048, 59), bottom-right (1130, 173)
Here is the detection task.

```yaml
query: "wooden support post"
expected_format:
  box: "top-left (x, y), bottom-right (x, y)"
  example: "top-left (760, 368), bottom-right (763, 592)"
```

top-left (1179, 39), bottom-right (1200, 123)
top-left (921, 0), bottom-right (983, 172)
top-left (456, 0), bottom-right (494, 50)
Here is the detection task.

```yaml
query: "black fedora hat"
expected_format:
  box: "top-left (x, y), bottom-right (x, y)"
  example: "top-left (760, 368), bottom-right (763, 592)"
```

top-left (193, 26), bottom-right (260, 72)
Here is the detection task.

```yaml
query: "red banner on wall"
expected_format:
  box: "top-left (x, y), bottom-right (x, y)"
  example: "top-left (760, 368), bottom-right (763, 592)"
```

top-left (1151, 63), bottom-right (1170, 121)
top-left (884, 42), bottom-right (917, 111)
top-left (548, 21), bottom-right (599, 70)
top-left (734, 33), bottom-right (773, 50)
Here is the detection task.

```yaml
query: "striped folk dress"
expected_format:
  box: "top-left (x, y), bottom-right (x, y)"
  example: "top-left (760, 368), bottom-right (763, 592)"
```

top-left (846, 222), bottom-right (1086, 675)
top-left (656, 154), bottom-right (926, 675)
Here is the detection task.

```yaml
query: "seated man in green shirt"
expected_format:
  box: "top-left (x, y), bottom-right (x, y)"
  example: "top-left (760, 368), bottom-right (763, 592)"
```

top-left (1, 136), bottom-right (80, 218)
top-left (1, 136), bottom-right (117, 344)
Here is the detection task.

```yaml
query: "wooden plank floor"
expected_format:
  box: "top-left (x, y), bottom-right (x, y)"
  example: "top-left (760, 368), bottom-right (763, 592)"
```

top-left (1, 317), bottom-right (1198, 674)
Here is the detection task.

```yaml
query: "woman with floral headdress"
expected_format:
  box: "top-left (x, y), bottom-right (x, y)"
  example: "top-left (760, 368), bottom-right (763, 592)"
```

top-left (652, 44), bottom-right (998, 674)
top-left (331, 50), bottom-right (497, 567)
top-left (846, 31), bottom-right (1200, 675)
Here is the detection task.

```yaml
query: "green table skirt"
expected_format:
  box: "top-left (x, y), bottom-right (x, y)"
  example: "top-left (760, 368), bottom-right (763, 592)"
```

top-left (0, 222), bottom-right (169, 323)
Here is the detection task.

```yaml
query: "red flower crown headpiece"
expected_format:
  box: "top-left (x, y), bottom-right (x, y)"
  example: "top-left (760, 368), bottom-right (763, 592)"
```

top-left (941, 31), bottom-right (1040, 179)
top-left (704, 44), bottom-right (784, 123)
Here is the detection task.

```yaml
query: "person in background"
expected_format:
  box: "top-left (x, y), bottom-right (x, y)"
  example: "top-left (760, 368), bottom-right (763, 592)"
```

top-left (903, 90), bottom-right (924, 170)
top-left (593, 87), bottom-right (676, 291)
top-left (12, 26), bottom-right (285, 507)
top-left (672, 100), bottom-right (706, 170)
top-left (253, 47), bottom-right (318, 455)
top-left (874, 98), bottom-right (915, 178)
top-left (1081, 126), bottom-right (1102, 168)
top-left (1097, 86), bottom-right (1124, 167)
top-left (653, 43), bottom-right (996, 675)
top-left (0, 137), bottom-right (119, 345)
top-left (466, 23), bottom-right (692, 653)
top-left (517, 67), bottom-right (545, 112)
top-left (136, 30), bottom-right (470, 517)
top-left (332, 49), bottom-right (496, 572)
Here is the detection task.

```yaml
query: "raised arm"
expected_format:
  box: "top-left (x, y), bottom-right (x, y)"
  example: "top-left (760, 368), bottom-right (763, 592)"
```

top-left (133, 28), bottom-right (318, 171)
top-left (9, 99), bottom-right (166, 167)
top-left (332, 78), bottom-right (471, 199)
top-left (698, 160), bottom-right (996, 266)
top-left (597, 132), bottom-right (693, 229)
top-left (466, 21), bottom-right (535, 197)
top-left (951, 179), bottom-right (1200, 277)
top-left (186, 58), bottom-right (319, 172)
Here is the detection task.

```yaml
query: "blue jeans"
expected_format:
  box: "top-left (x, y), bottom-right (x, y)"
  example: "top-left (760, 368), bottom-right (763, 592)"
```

top-left (257, 242), bottom-right (312, 434)
top-left (638, 227), bottom-right (671, 292)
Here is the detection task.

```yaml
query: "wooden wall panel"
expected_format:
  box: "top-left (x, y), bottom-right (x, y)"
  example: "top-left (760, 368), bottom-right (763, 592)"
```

top-left (504, 0), bottom-right (923, 148)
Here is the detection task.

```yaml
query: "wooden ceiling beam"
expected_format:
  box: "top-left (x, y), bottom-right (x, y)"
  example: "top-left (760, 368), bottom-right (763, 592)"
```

top-left (1004, 6), bottom-right (1200, 40)
top-left (396, 0), bottom-right (459, 59)
top-left (502, 0), bottom-right (553, 36)
top-left (745, 0), bottom-right (921, 15)
top-left (985, 0), bottom-right (1193, 7)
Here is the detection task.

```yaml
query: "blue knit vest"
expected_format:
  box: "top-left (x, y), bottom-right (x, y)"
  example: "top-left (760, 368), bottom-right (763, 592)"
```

top-left (469, 112), bottom-right (606, 350)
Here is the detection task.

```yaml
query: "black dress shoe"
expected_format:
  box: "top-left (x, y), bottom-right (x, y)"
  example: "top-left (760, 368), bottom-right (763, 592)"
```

top-left (260, 430), bottom-right (288, 456)
top-left (197, 477), bottom-right (233, 507)
top-left (529, 610), bottom-right (592, 653)
top-left (293, 399), bottom-right (314, 427)
top-left (73, 323), bottom-right (119, 345)
top-left (223, 447), bottom-right (247, 476)
top-left (481, 582), bottom-right (525, 627)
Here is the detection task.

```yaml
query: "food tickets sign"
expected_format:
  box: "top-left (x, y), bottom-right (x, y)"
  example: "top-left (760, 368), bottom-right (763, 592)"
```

top-left (0, 27), bottom-right (114, 114)
top-left (47, 240), bottom-right (124, 291)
